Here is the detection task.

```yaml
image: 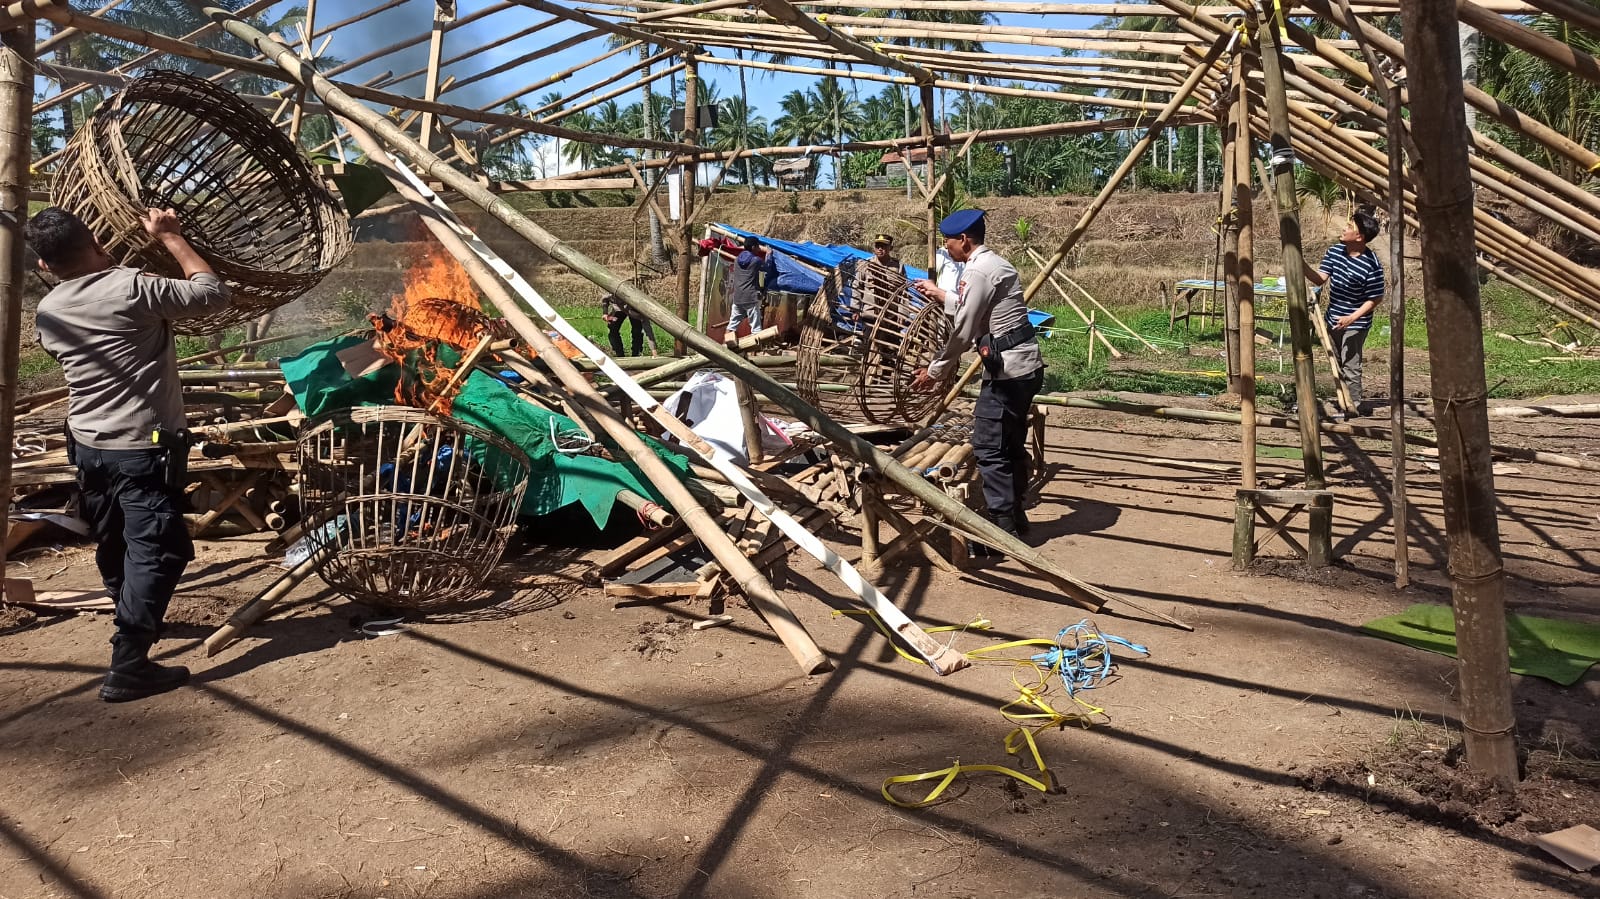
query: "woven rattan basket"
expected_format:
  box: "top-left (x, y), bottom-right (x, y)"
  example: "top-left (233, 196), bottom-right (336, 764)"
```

top-left (52, 70), bottom-right (352, 335)
top-left (298, 407), bottom-right (530, 612)
top-left (796, 261), bottom-right (953, 426)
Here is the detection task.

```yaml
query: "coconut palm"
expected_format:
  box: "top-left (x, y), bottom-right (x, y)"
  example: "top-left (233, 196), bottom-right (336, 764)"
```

top-left (711, 95), bottom-right (770, 190)
top-left (1477, 14), bottom-right (1600, 183)
top-left (811, 77), bottom-right (865, 189)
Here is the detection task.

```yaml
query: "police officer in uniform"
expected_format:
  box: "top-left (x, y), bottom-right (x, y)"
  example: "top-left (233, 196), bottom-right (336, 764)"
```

top-left (27, 206), bottom-right (232, 702)
top-left (912, 209), bottom-right (1044, 538)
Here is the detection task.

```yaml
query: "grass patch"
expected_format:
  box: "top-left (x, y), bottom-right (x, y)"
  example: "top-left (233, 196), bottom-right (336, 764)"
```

top-left (1032, 276), bottom-right (1600, 401)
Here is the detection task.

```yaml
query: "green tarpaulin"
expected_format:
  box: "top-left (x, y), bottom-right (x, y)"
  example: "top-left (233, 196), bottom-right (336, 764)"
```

top-left (279, 335), bottom-right (688, 529)
top-left (1362, 603), bottom-right (1600, 686)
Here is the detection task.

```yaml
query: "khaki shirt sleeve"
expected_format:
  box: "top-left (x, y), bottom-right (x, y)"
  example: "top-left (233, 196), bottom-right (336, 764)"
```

top-left (130, 272), bottom-right (232, 322)
top-left (926, 263), bottom-right (995, 380)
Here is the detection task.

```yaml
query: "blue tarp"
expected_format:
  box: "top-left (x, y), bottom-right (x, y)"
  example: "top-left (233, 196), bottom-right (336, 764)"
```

top-left (716, 224), bottom-right (930, 332)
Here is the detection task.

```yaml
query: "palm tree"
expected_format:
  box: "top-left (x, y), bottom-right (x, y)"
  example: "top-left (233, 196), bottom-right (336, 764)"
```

top-left (711, 96), bottom-right (769, 190)
top-left (810, 76), bottom-right (864, 189)
top-left (1477, 14), bottom-right (1600, 183)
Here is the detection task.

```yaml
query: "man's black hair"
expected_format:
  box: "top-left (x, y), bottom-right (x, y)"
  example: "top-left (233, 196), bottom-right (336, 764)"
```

top-left (960, 219), bottom-right (986, 244)
top-left (1352, 207), bottom-right (1380, 242)
top-left (24, 207), bottom-right (98, 268)
top-left (742, 234), bottom-right (760, 251)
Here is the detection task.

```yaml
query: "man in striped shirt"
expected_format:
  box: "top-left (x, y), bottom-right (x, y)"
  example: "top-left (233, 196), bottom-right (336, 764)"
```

top-left (1305, 207), bottom-right (1384, 416)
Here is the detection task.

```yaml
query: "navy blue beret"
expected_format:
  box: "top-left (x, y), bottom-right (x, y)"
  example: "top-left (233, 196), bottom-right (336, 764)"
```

top-left (938, 208), bottom-right (985, 238)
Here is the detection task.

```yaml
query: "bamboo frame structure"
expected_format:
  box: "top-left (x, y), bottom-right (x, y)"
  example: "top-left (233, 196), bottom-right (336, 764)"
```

top-left (0, 0), bottom-right (1591, 774)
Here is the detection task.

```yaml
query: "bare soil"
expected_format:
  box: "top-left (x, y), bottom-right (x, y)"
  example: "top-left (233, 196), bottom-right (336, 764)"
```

top-left (1, 402), bottom-right (1597, 899)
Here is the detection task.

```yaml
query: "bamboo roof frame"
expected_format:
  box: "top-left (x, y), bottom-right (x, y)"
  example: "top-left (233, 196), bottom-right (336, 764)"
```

top-left (5, 0), bottom-right (1600, 331)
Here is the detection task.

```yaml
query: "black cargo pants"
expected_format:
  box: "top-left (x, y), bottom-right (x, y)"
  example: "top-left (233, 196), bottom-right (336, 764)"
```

top-left (971, 368), bottom-right (1045, 533)
top-left (74, 445), bottom-right (194, 669)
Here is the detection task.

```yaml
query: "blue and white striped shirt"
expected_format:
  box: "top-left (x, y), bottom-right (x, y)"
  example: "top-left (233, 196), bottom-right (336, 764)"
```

top-left (1318, 245), bottom-right (1384, 331)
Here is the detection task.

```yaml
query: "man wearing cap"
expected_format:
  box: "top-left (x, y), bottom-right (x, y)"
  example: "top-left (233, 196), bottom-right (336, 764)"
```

top-left (912, 209), bottom-right (1044, 538)
top-left (726, 234), bottom-right (777, 342)
top-left (849, 233), bottom-right (908, 353)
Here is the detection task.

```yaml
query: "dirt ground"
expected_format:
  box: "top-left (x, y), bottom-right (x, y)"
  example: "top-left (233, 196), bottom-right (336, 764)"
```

top-left (2, 400), bottom-right (1597, 899)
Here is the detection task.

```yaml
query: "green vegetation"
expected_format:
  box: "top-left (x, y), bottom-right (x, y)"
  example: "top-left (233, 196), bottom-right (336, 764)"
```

top-left (1029, 278), bottom-right (1600, 401)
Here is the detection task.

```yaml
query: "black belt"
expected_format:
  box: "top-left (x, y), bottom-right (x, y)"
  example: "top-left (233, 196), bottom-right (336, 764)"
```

top-left (976, 322), bottom-right (1035, 375)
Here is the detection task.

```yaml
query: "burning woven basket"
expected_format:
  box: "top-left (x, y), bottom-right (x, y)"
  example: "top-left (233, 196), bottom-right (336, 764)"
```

top-left (298, 407), bottom-right (530, 612)
top-left (52, 70), bottom-right (352, 335)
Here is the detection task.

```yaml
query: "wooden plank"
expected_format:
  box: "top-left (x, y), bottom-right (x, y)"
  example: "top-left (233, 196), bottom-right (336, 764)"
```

top-left (605, 580), bottom-right (705, 599)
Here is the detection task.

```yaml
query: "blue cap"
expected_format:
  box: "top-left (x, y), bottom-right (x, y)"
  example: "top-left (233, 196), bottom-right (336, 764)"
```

top-left (938, 208), bottom-right (985, 238)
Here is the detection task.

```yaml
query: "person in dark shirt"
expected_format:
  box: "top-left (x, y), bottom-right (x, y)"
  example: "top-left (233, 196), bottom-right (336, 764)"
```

top-left (27, 206), bottom-right (231, 703)
top-left (602, 288), bottom-right (657, 357)
top-left (1304, 207), bottom-right (1385, 416)
top-left (726, 235), bottom-right (776, 342)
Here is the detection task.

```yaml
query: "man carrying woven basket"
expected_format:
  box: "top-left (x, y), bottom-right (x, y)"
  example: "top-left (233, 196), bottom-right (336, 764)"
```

top-left (26, 207), bottom-right (232, 702)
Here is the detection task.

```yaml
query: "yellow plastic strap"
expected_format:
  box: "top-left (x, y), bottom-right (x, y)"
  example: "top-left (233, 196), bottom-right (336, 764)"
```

top-left (882, 760), bottom-right (1050, 808)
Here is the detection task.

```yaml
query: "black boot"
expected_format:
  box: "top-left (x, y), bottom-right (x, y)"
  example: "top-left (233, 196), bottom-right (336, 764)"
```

top-left (101, 636), bottom-right (189, 703)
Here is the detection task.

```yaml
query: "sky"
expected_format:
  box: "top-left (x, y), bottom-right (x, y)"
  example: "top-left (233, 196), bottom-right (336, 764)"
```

top-left (253, 1), bottom-right (1113, 181)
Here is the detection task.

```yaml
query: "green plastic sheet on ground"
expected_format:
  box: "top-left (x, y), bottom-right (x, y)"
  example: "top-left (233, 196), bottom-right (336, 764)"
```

top-left (279, 335), bottom-right (688, 529)
top-left (1361, 603), bottom-right (1600, 686)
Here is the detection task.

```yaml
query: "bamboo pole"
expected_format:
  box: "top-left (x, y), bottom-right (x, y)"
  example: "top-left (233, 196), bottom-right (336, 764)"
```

top-left (1024, 248), bottom-right (1122, 359)
top-left (0, 19), bottom-right (32, 583)
top-left (1023, 30), bottom-right (1236, 303)
top-left (1294, 0), bottom-right (1600, 174)
top-left (676, 54), bottom-right (699, 355)
top-left (338, 120), bottom-right (831, 676)
top-left (211, 7), bottom-right (1170, 628)
top-left (1233, 44), bottom-right (1258, 491)
top-left (1337, 0), bottom-right (1411, 587)
top-left (1256, 4), bottom-right (1326, 529)
top-left (748, 0), bottom-right (937, 83)
top-left (1399, 0), bottom-right (1518, 786)
top-left (1219, 61), bottom-right (1241, 396)
top-left (1457, 0), bottom-right (1600, 88)
top-left (14, 0), bottom-right (704, 158)
top-left (203, 544), bottom-right (335, 656)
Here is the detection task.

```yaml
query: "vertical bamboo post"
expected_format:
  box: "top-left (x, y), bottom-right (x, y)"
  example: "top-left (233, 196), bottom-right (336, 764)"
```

top-left (1023, 31), bottom-right (1235, 304)
top-left (287, 0), bottom-right (318, 146)
top-left (0, 20), bottom-right (33, 581)
top-left (418, 1), bottom-right (450, 153)
top-left (1256, 1), bottom-right (1329, 568)
top-left (1218, 60), bottom-right (1241, 396)
top-left (676, 53), bottom-right (698, 355)
top-left (1397, 0), bottom-right (1518, 786)
top-left (1234, 44), bottom-right (1258, 492)
top-left (919, 82), bottom-right (937, 268)
top-left (1336, 0), bottom-right (1410, 587)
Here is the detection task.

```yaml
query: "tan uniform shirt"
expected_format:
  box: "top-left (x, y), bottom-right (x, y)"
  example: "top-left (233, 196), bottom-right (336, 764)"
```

top-left (36, 266), bottom-right (231, 449)
top-left (926, 246), bottom-right (1042, 382)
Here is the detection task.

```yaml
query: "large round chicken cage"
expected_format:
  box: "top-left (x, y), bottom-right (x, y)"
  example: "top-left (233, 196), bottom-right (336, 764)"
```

top-left (51, 70), bottom-right (353, 335)
top-left (796, 261), bottom-right (955, 426)
top-left (297, 407), bottom-right (530, 612)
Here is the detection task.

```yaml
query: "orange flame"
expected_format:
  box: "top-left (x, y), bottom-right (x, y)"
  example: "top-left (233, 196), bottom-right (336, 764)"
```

top-left (373, 242), bottom-right (505, 413)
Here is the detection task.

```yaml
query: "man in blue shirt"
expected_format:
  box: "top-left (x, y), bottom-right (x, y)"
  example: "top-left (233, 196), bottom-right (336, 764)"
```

top-left (1305, 207), bottom-right (1385, 416)
top-left (726, 235), bottom-right (777, 342)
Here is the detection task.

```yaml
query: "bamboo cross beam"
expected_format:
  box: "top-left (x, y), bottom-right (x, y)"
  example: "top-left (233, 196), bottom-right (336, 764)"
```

top-left (1456, 0), bottom-right (1600, 88)
top-left (1292, 0), bottom-right (1600, 174)
top-left (15, 0), bottom-right (705, 158)
top-left (746, 0), bottom-right (938, 83)
top-left (505, 0), bottom-right (693, 53)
